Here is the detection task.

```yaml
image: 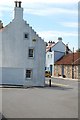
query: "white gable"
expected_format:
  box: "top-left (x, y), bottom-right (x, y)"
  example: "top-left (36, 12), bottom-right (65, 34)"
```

top-left (0, 1), bottom-right (46, 86)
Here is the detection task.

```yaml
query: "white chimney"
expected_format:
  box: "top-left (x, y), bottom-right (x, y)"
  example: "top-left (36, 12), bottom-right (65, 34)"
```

top-left (14, 1), bottom-right (23, 20)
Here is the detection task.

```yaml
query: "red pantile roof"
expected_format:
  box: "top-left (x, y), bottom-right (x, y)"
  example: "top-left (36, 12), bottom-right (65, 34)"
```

top-left (55, 52), bottom-right (80, 65)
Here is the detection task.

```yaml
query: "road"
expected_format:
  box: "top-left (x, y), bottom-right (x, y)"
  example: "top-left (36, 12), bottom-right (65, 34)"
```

top-left (46, 77), bottom-right (78, 88)
top-left (0, 78), bottom-right (79, 119)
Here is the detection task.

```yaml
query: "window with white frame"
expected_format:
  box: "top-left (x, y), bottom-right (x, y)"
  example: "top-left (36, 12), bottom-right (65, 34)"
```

top-left (25, 69), bottom-right (32, 79)
top-left (28, 48), bottom-right (34, 58)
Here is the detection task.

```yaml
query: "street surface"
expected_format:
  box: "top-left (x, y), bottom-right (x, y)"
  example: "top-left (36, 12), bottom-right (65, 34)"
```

top-left (0, 77), bottom-right (78, 119)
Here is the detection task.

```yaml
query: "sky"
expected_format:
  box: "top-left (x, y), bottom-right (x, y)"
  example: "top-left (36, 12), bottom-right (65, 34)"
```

top-left (0, 0), bottom-right (79, 51)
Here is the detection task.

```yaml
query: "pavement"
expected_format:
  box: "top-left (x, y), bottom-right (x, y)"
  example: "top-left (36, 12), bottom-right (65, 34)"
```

top-left (51, 76), bottom-right (78, 81)
top-left (0, 77), bottom-right (78, 119)
top-left (45, 80), bottom-right (69, 87)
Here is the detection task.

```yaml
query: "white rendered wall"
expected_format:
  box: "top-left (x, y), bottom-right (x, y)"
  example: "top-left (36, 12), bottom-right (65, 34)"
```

top-left (2, 68), bottom-right (24, 85)
top-left (0, 32), bottom-right (2, 84)
top-left (0, 68), bottom-right (2, 84)
top-left (46, 40), bottom-right (65, 76)
top-left (0, 31), bottom-right (2, 116)
top-left (2, 7), bottom-right (45, 86)
top-left (46, 51), bottom-right (54, 71)
top-left (0, 32), bottom-right (2, 67)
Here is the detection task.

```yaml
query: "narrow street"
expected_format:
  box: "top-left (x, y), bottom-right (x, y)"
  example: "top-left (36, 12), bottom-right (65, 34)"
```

top-left (0, 78), bottom-right (78, 119)
top-left (45, 77), bottom-right (78, 88)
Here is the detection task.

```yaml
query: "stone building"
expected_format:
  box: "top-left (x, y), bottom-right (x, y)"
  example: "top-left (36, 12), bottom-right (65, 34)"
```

top-left (54, 52), bottom-right (80, 79)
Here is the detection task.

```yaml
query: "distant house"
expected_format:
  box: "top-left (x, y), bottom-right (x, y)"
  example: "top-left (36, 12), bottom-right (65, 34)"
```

top-left (54, 52), bottom-right (80, 79)
top-left (46, 37), bottom-right (71, 76)
top-left (0, 1), bottom-right (46, 86)
top-left (0, 20), bottom-right (3, 29)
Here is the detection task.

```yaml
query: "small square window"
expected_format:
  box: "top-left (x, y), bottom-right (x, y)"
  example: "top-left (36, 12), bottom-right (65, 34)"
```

top-left (25, 69), bottom-right (32, 79)
top-left (32, 38), bottom-right (36, 42)
top-left (28, 48), bottom-right (34, 58)
top-left (24, 33), bottom-right (29, 39)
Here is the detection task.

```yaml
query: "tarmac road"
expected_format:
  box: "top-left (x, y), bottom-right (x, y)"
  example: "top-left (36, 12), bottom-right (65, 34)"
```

top-left (0, 78), bottom-right (79, 119)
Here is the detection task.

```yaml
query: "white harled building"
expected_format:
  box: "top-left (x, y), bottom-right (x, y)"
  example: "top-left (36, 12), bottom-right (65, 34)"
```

top-left (0, 1), bottom-right (46, 86)
top-left (46, 38), bottom-right (72, 76)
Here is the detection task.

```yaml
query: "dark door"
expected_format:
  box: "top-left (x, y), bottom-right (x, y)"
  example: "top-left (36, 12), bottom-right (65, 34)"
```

top-left (50, 65), bottom-right (52, 75)
top-left (62, 65), bottom-right (64, 76)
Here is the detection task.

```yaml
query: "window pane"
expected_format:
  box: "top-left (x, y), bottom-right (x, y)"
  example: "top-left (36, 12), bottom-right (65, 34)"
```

top-left (29, 49), bottom-right (34, 57)
top-left (26, 70), bottom-right (32, 78)
top-left (24, 33), bottom-right (29, 39)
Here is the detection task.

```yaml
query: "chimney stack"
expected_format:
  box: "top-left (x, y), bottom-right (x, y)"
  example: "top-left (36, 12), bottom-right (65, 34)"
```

top-left (48, 41), bottom-right (55, 46)
top-left (14, 1), bottom-right (23, 20)
top-left (0, 20), bottom-right (3, 29)
top-left (58, 37), bottom-right (62, 41)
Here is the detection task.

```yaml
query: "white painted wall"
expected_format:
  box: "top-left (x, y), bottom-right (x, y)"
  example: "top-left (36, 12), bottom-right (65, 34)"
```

top-left (46, 40), bottom-right (66, 76)
top-left (0, 32), bottom-right (2, 67)
top-left (0, 3), bottom-right (46, 86)
top-left (0, 68), bottom-right (2, 84)
top-left (46, 51), bottom-right (54, 71)
top-left (0, 32), bottom-right (2, 84)
top-left (2, 68), bottom-right (24, 85)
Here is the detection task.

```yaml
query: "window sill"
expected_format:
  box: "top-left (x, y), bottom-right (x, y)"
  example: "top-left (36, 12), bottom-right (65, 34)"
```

top-left (28, 57), bottom-right (34, 59)
top-left (25, 78), bottom-right (32, 80)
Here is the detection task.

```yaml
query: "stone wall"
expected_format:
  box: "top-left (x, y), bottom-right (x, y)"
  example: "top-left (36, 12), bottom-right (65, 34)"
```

top-left (54, 64), bottom-right (78, 79)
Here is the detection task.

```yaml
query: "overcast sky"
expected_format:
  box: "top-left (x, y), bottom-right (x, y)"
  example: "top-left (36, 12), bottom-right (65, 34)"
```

top-left (0, 0), bottom-right (79, 51)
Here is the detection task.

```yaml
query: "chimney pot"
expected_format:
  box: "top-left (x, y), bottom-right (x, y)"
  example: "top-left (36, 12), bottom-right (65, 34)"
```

top-left (19, 1), bottom-right (22, 7)
top-left (14, 1), bottom-right (22, 8)
top-left (0, 21), bottom-right (3, 29)
top-left (14, 1), bottom-right (23, 20)
top-left (58, 37), bottom-right (62, 40)
top-left (15, 1), bottom-right (18, 7)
